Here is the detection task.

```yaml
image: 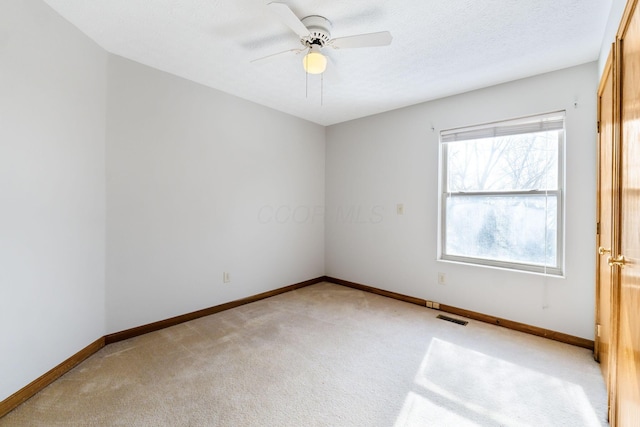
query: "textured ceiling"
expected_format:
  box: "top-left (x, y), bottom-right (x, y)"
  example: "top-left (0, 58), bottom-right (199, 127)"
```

top-left (42, 0), bottom-right (611, 126)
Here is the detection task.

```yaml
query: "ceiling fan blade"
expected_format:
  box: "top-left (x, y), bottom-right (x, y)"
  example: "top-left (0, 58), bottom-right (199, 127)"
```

top-left (330, 31), bottom-right (392, 49)
top-left (267, 2), bottom-right (310, 38)
top-left (251, 47), bottom-right (305, 63)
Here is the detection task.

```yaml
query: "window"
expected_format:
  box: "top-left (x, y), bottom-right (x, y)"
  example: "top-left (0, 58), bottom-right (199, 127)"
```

top-left (439, 112), bottom-right (564, 275)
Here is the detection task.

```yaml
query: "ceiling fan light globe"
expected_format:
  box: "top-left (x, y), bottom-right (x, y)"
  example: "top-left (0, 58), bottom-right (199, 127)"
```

top-left (303, 52), bottom-right (327, 74)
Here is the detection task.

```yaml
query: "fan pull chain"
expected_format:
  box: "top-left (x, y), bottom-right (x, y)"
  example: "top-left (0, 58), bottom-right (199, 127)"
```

top-left (303, 66), bottom-right (323, 105)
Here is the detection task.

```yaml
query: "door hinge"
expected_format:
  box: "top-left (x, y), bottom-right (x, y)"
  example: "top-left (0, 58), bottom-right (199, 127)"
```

top-left (596, 222), bottom-right (600, 235)
top-left (597, 120), bottom-right (601, 134)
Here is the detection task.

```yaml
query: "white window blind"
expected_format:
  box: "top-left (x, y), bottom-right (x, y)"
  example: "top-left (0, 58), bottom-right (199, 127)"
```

top-left (441, 112), bottom-right (565, 143)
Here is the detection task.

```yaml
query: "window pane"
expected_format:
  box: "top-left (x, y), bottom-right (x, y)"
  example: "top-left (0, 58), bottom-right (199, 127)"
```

top-left (446, 131), bottom-right (559, 192)
top-left (445, 195), bottom-right (557, 267)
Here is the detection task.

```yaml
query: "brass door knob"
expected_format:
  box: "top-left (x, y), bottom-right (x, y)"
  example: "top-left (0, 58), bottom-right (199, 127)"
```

top-left (608, 254), bottom-right (626, 268)
top-left (598, 246), bottom-right (611, 255)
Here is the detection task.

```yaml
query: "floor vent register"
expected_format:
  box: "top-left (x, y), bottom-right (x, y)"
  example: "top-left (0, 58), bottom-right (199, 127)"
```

top-left (436, 314), bottom-right (469, 326)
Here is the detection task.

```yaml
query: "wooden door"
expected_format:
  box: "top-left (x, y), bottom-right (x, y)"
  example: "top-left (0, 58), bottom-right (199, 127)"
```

top-left (615, 0), bottom-right (640, 424)
top-left (595, 49), bottom-right (616, 412)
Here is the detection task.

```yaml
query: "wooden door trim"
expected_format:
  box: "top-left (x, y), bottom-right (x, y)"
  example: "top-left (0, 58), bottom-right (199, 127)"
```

top-left (617, 0), bottom-right (640, 39)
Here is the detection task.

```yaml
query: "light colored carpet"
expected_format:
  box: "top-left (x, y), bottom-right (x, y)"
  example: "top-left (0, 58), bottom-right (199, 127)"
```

top-left (1, 282), bottom-right (608, 426)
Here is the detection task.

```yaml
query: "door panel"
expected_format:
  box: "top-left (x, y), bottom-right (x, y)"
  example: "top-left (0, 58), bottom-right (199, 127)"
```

top-left (596, 51), bottom-right (615, 402)
top-left (617, 0), bottom-right (640, 424)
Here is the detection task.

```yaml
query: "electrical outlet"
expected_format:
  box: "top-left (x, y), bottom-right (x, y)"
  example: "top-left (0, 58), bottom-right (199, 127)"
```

top-left (426, 301), bottom-right (433, 308)
top-left (433, 302), bottom-right (440, 310)
top-left (223, 272), bottom-right (230, 283)
top-left (438, 272), bottom-right (446, 285)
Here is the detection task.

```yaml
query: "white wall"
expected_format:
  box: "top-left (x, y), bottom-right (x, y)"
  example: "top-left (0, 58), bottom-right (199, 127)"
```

top-left (106, 56), bottom-right (325, 333)
top-left (0, 0), bottom-right (106, 401)
top-left (326, 62), bottom-right (598, 340)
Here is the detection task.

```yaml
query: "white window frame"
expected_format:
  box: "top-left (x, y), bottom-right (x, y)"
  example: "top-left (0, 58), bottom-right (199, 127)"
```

top-left (438, 112), bottom-right (565, 276)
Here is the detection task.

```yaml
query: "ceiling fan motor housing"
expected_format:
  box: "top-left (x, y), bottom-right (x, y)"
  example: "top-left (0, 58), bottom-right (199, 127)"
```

top-left (301, 15), bottom-right (332, 48)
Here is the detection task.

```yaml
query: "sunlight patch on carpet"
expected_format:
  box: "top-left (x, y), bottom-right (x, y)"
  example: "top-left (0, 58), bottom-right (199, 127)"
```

top-left (394, 338), bottom-right (603, 427)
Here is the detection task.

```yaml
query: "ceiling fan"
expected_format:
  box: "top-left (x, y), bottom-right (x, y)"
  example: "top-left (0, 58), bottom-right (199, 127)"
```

top-left (253, 2), bottom-right (393, 75)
